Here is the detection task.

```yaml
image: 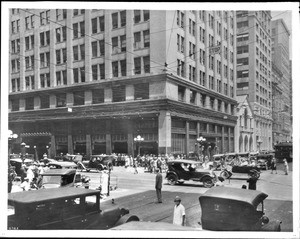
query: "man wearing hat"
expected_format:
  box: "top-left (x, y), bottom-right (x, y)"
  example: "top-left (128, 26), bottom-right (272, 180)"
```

top-left (173, 196), bottom-right (185, 226)
top-left (155, 168), bottom-right (163, 203)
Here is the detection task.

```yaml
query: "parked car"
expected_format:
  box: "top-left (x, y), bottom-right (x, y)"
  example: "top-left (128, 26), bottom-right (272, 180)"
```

top-left (8, 187), bottom-right (139, 229)
top-left (257, 159), bottom-right (269, 170)
top-left (9, 156), bottom-right (34, 176)
top-left (199, 187), bottom-right (282, 231)
top-left (256, 154), bottom-right (273, 170)
top-left (39, 168), bottom-right (90, 189)
top-left (55, 154), bottom-right (83, 163)
top-left (82, 155), bottom-right (116, 172)
top-left (165, 159), bottom-right (215, 188)
top-left (48, 161), bottom-right (78, 169)
top-left (220, 164), bottom-right (261, 179)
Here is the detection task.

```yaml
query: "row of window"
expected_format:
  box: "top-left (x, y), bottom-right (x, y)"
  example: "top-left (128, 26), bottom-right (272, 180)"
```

top-left (11, 55), bottom-right (151, 91)
top-left (178, 85), bottom-right (235, 114)
top-left (10, 83), bottom-right (150, 111)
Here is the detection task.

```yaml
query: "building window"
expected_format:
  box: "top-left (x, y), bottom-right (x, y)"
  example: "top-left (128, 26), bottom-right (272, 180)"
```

top-left (99, 16), bottom-right (105, 31)
top-left (40, 52), bottom-right (50, 68)
top-left (112, 85), bottom-right (126, 102)
top-left (190, 90), bottom-right (196, 104)
top-left (73, 44), bottom-right (85, 61)
top-left (73, 91), bottom-right (85, 106)
top-left (134, 57), bottom-right (141, 74)
top-left (25, 97), bottom-right (34, 110)
top-left (56, 9), bottom-right (67, 21)
top-left (25, 55), bottom-right (34, 70)
top-left (112, 61), bottom-right (119, 77)
top-left (73, 67), bottom-right (85, 83)
top-left (56, 26), bottom-right (67, 43)
top-left (11, 78), bottom-right (20, 92)
top-left (25, 35), bottom-right (34, 50)
top-left (112, 12), bottom-right (118, 29)
top-left (91, 63), bottom-right (105, 80)
top-left (178, 85), bottom-right (185, 102)
top-left (73, 21), bottom-right (85, 39)
top-left (56, 93), bottom-right (66, 107)
top-left (40, 95), bottom-right (50, 109)
top-left (40, 11), bottom-right (45, 25)
top-left (40, 73), bottom-right (50, 88)
top-left (11, 59), bottom-right (20, 73)
top-left (120, 35), bottom-right (126, 52)
top-left (56, 70), bottom-right (67, 86)
top-left (120, 59), bottom-right (126, 76)
top-left (237, 45), bottom-right (248, 54)
top-left (92, 89), bottom-right (104, 104)
top-left (120, 10), bottom-right (126, 27)
top-left (143, 55), bottom-right (150, 73)
top-left (112, 37), bottom-right (119, 54)
top-left (237, 70), bottom-right (249, 78)
top-left (143, 30), bottom-right (150, 48)
top-left (92, 40), bottom-right (105, 57)
top-left (143, 10), bottom-right (149, 21)
top-left (40, 31), bottom-right (50, 46)
top-left (134, 32), bottom-right (141, 49)
top-left (11, 39), bottom-right (20, 53)
top-left (134, 83), bottom-right (149, 100)
top-left (134, 10), bottom-right (141, 24)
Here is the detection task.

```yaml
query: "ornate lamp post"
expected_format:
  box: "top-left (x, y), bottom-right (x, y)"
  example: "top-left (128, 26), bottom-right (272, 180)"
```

top-left (197, 136), bottom-right (206, 162)
top-left (134, 135), bottom-right (144, 157)
top-left (257, 138), bottom-right (263, 152)
top-left (20, 142), bottom-right (27, 164)
top-left (8, 130), bottom-right (18, 156)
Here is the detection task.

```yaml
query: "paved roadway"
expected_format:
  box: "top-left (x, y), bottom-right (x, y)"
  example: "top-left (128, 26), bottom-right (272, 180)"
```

top-left (80, 164), bottom-right (293, 232)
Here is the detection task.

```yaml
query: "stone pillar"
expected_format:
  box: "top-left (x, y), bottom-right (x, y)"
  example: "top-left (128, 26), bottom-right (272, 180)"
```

top-left (67, 123), bottom-right (73, 154)
top-left (50, 134), bottom-right (56, 158)
top-left (185, 121), bottom-right (189, 156)
top-left (106, 120), bottom-right (112, 154)
top-left (86, 120), bottom-right (92, 158)
top-left (221, 126), bottom-right (225, 153)
top-left (127, 132), bottom-right (134, 157)
top-left (85, 90), bottom-right (92, 105)
top-left (158, 111), bottom-right (171, 154)
top-left (205, 95), bottom-right (210, 109)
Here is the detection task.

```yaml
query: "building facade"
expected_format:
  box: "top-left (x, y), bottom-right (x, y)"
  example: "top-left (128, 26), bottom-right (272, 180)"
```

top-left (236, 11), bottom-right (273, 151)
top-left (235, 95), bottom-right (255, 153)
top-left (9, 9), bottom-right (237, 159)
top-left (271, 18), bottom-right (292, 144)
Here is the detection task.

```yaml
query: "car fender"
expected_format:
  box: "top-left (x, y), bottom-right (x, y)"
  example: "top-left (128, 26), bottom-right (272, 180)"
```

top-left (166, 171), bottom-right (178, 180)
top-left (199, 174), bottom-right (214, 182)
top-left (113, 214), bottom-right (140, 227)
top-left (261, 220), bottom-right (282, 231)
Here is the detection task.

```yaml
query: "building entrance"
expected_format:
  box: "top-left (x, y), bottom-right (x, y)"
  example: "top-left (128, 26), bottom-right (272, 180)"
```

top-left (113, 142), bottom-right (128, 154)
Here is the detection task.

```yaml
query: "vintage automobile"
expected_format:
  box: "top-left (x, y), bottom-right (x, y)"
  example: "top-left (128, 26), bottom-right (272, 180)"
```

top-left (220, 164), bottom-right (261, 179)
top-left (7, 187), bottom-right (139, 229)
top-left (256, 154), bottom-right (273, 170)
top-left (165, 159), bottom-right (215, 188)
top-left (48, 161), bottom-right (78, 169)
top-left (55, 154), bottom-right (83, 163)
top-left (199, 187), bottom-right (282, 231)
top-left (39, 168), bottom-right (90, 189)
top-left (82, 155), bottom-right (116, 172)
top-left (9, 154), bottom-right (34, 176)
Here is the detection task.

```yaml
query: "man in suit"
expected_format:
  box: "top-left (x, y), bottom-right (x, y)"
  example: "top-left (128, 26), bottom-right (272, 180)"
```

top-left (155, 168), bottom-right (163, 203)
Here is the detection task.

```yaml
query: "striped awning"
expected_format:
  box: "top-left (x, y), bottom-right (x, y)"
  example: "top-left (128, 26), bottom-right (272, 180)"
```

top-left (20, 132), bottom-right (51, 137)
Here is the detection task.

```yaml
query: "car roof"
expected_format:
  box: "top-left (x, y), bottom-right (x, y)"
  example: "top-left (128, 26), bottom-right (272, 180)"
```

top-left (168, 159), bottom-right (201, 164)
top-left (49, 161), bottom-right (77, 166)
top-left (8, 187), bottom-right (99, 205)
top-left (199, 187), bottom-right (268, 208)
top-left (41, 168), bottom-right (76, 176)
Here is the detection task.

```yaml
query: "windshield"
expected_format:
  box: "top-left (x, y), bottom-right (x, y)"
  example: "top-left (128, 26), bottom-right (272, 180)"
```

top-left (42, 175), bottom-right (61, 185)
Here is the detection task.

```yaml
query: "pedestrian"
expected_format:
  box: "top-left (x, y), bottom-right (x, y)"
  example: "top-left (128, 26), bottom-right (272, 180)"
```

top-left (173, 196), bottom-right (185, 226)
top-left (241, 184), bottom-right (247, 189)
top-left (101, 168), bottom-right (109, 199)
top-left (133, 159), bottom-right (138, 174)
top-left (247, 175), bottom-right (258, 190)
top-left (283, 158), bottom-right (289, 175)
top-left (155, 168), bottom-right (162, 203)
top-left (270, 157), bottom-right (277, 174)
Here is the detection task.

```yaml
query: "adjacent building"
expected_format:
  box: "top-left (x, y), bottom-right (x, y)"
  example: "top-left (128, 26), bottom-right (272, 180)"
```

top-left (236, 11), bottom-right (273, 151)
top-left (9, 9), bottom-right (237, 159)
top-left (271, 18), bottom-right (292, 144)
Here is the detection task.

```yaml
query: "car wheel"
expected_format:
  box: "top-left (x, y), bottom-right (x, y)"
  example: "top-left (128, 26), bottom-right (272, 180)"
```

top-left (167, 174), bottom-right (177, 185)
top-left (97, 164), bottom-right (103, 172)
top-left (202, 177), bottom-right (214, 188)
top-left (178, 181), bottom-right (184, 185)
top-left (220, 171), bottom-right (230, 179)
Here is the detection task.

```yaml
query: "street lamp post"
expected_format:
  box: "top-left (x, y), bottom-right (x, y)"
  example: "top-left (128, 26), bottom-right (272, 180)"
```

top-left (196, 136), bottom-right (206, 162)
top-left (20, 142), bottom-right (26, 164)
top-left (8, 130), bottom-right (18, 156)
top-left (257, 139), bottom-right (263, 152)
top-left (134, 135), bottom-right (144, 157)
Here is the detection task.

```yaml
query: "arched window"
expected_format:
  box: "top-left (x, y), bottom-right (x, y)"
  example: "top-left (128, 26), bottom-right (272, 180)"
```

top-left (244, 109), bottom-right (248, 128)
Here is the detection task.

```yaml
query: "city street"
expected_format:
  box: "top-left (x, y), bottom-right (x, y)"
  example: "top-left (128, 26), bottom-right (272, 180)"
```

top-left (81, 164), bottom-right (293, 231)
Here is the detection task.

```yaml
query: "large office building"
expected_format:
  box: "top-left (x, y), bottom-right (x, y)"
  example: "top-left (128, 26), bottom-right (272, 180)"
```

top-left (271, 18), bottom-right (292, 144)
top-left (9, 9), bottom-right (237, 159)
top-left (236, 11), bottom-right (273, 151)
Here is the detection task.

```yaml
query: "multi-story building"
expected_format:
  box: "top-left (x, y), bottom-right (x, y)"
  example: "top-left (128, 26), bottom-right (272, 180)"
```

top-left (236, 11), bottom-right (273, 151)
top-left (271, 18), bottom-right (292, 143)
top-left (9, 9), bottom-right (237, 159)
